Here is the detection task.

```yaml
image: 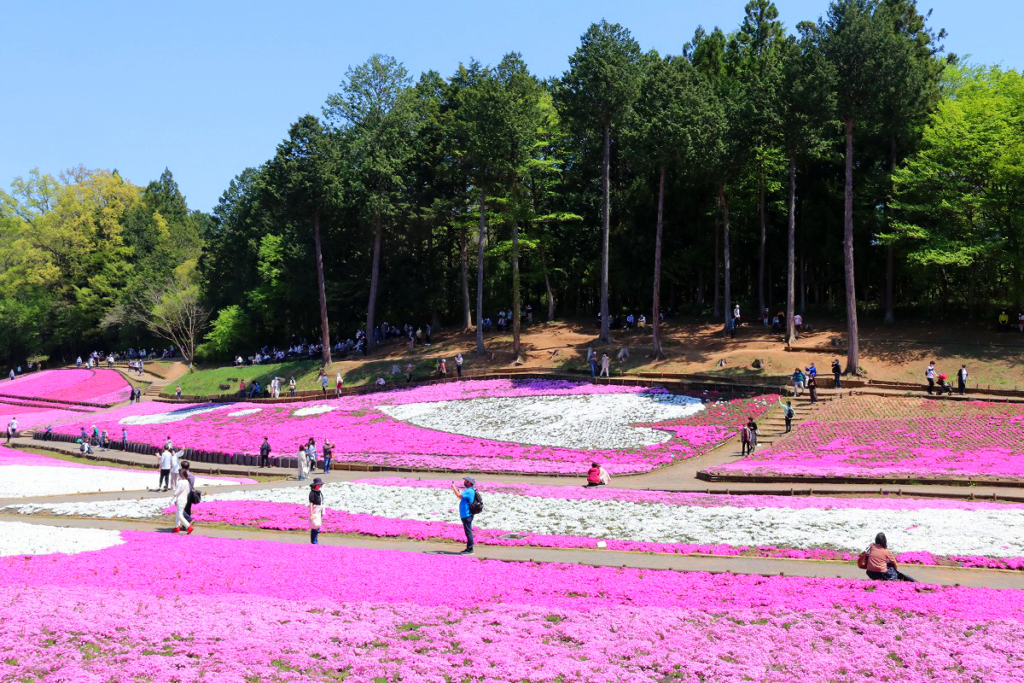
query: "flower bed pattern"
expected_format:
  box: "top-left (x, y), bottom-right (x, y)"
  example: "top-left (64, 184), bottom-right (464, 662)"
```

top-left (19, 477), bottom-right (1024, 569)
top-left (0, 369), bottom-right (131, 406)
top-left (0, 530), bottom-right (1022, 681)
top-left (0, 401), bottom-right (89, 431)
top-left (50, 380), bottom-right (774, 474)
top-left (707, 396), bottom-right (1024, 481)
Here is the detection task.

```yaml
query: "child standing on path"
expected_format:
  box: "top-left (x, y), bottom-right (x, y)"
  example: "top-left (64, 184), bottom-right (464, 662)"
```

top-left (309, 478), bottom-right (324, 544)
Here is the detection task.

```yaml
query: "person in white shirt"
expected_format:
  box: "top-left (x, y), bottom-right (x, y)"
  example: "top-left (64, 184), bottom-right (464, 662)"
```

top-left (957, 364), bottom-right (969, 395)
top-left (598, 465), bottom-right (611, 485)
top-left (599, 354), bottom-right (611, 377)
top-left (172, 463), bottom-right (194, 534)
top-left (169, 450), bottom-right (181, 490)
top-left (158, 449), bottom-right (172, 491)
top-left (925, 361), bottom-right (936, 395)
top-left (6, 417), bottom-right (18, 444)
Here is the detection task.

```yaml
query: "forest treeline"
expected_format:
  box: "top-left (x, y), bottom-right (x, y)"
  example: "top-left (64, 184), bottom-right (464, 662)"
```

top-left (2, 0), bottom-right (1022, 371)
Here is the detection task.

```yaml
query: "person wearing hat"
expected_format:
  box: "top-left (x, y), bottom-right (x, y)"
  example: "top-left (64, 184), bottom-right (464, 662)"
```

top-left (309, 477), bottom-right (324, 544)
top-left (451, 476), bottom-right (477, 555)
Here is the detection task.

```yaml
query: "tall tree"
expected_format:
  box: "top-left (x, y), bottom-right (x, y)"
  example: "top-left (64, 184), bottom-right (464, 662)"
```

top-left (812, 0), bottom-right (892, 373)
top-left (264, 115), bottom-right (342, 366)
top-left (732, 0), bottom-right (788, 315)
top-left (633, 55), bottom-right (723, 357)
top-left (325, 54), bottom-right (416, 352)
top-left (556, 20), bottom-right (643, 343)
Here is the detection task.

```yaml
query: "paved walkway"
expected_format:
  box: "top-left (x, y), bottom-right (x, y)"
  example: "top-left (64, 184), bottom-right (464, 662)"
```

top-left (7, 514), bottom-right (1022, 589)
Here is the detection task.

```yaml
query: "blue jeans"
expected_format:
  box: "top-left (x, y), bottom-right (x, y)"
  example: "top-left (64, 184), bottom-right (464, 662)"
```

top-left (324, 456), bottom-right (332, 473)
top-left (589, 361), bottom-right (596, 378)
top-left (834, 373), bottom-right (842, 388)
top-left (461, 515), bottom-right (474, 551)
top-left (867, 564), bottom-right (898, 581)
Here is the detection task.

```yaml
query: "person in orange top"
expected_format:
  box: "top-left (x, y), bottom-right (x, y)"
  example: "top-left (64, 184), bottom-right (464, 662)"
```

top-left (864, 532), bottom-right (900, 581)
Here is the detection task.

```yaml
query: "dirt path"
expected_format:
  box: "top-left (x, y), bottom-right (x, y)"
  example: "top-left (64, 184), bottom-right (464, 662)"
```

top-left (6, 514), bottom-right (1021, 589)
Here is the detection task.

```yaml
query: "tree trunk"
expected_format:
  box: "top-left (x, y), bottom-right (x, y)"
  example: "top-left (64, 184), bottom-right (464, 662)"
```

top-left (785, 157), bottom-right (797, 345)
top-left (540, 245), bottom-right (555, 320)
top-left (475, 189), bottom-right (487, 356)
top-left (799, 243), bottom-right (806, 313)
top-left (314, 211), bottom-right (333, 366)
top-left (459, 224), bottom-right (472, 330)
top-left (758, 180), bottom-right (766, 316)
top-left (843, 118), bottom-right (860, 374)
top-left (719, 183), bottom-right (732, 336)
top-left (599, 118), bottom-right (611, 343)
top-left (713, 213), bottom-right (721, 317)
top-left (652, 165), bottom-right (666, 359)
top-left (883, 135), bottom-right (898, 325)
top-left (511, 215), bottom-right (522, 358)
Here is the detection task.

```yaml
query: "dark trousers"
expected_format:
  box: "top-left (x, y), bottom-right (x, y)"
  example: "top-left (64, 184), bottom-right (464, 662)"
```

top-left (958, 379), bottom-right (966, 395)
top-left (456, 365), bottom-right (462, 378)
top-left (324, 457), bottom-right (332, 473)
top-left (784, 418), bottom-right (792, 433)
top-left (927, 378), bottom-right (935, 394)
top-left (833, 373), bottom-right (841, 389)
top-left (809, 387), bottom-right (817, 403)
top-left (310, 529), bottom-right (319, 544)
top-left (260, 454), bottom-right (269, 468)
top-left (461, 515), bottom-right (474, 551)
top-left (159, 469), bottom-right (170, 489)
top-left (184, 499), bottom-right (193, 522)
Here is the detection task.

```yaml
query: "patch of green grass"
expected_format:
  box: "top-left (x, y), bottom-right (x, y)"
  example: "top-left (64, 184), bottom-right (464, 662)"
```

top-left (171, 361), bottom-right (323, 397)
top-left (341, 358), bottom-right (447, 387)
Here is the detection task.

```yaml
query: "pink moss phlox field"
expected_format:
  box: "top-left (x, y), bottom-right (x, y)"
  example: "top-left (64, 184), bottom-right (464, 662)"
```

top-left (2, 532), bottom-right (1024, 682)
top-left (0, 369), bottom-right (131, 406)
top-left (177, 497), bottom-right (1024, 571)
top-left (51, 380), bottom-right (774, 474)
top-left (711, 399), bottom-right (1024, 480)
top-left (0, 401), bottom-right (91, 430)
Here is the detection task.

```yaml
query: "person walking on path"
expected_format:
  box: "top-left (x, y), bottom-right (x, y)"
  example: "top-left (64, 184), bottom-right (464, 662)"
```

top-left (587, 347), bottom-right (597, 378)
top-left (5, 417), bottom-right (17, 444)
top-left (831, 359), bottom-right (842, 389)
top-left (259, 437), bottom-right (271, 469)
top-left (172, 462), bottom-right (194, 534)
top-left (309, 477), bottom-right (324, 544)
top-left (452, 477), bottom-right (478, 555)
top-left (158, 449), bottom-right (172, 491)
top-left (121, 428), bottom-right (128, 451)
top-left (957, 364), bottom-right (969, 395)
top-left (321, 374), bottom-right (328, 397)
top-left (779, 399), bottom-right (795, 433)
top-left (335, 372), bottom-right (343, 397)
top-left (455, 353), bottom-right (463, 378)
top-left (323, 439), bottom-right (333, 473)
top-left (746, 416), bottom-right (759, 451)
top-left (169, 449), bottom-right (181, 490)
top-left (807, 375), bottom-right (818, 404)
top-left (925, 361), bottom-right (936, 395)
top-left (297, 442), bottom-right (309, 481)
top-left (599, 353), bottom-right (611, 378)
top-left (739, 423), bottom-right (751, 455)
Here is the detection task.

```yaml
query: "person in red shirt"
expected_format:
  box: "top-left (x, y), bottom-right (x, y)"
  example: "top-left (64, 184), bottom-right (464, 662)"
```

top-left (586, 462), bottom-right (604, 487)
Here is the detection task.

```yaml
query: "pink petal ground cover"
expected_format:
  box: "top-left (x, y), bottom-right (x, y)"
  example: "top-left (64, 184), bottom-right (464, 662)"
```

top-left (0, 400), bottom-right (88, 430)
top-left (1, 530), bottom-right (1022, 681)
top-left (709, 396), bottom-right (1024, 481)
top-left (178, 493), bottom-right (1024, 572)
top-left (51, 380), bottom-right (773, 474)
top-left (0, 369), bottom-right (131, 406)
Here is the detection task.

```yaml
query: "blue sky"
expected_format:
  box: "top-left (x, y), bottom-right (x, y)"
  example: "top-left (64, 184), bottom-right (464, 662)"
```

top-left (2, 0), bottom-right (1020, 212)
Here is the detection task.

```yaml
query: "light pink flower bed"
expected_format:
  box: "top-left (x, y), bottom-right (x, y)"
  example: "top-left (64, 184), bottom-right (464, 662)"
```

top-left (1, 530), bottom-right (1022, 681)
top-left (51, 380), bottom-right (774, 474)
top-left (0, 369), bottom-right (131, 406)
top-left (708, 398), bottom-right (1024, 481)
top-left (0, 401), bottom-right (88, 430)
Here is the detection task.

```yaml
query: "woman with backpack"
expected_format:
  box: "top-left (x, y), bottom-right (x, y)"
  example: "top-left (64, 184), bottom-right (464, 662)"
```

top-left (451, 476), bottom-right (482, 555)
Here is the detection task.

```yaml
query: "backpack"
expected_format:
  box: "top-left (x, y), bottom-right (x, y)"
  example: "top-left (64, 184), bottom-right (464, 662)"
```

top-left (785, 407), bottom-right (794, 419)
top-left (468, 490), bottom-right (484, 515)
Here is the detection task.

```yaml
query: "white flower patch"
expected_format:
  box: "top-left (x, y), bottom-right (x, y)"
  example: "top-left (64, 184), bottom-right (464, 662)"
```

top-left (0, 465), bottom-right (248, 498)
top-left (213, 483), bottom-right (1024, 558)
top-left (378, 393), bottom-right (705, 449)
top-left (0, 520), bottom-right (124, 556)
top-left (292, 405), bottom-right (335, 417)
top-left (119, 405), bottom-right (225, 425)
top-left (8, 498), bottom-right (171, 519)
top-left (227, 408), bottom-right (262, 417)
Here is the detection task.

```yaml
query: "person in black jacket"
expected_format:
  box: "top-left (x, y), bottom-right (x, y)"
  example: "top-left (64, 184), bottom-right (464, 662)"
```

top-left (831, 359), bottom-right (842, 389)
top-left (259, 437), bottom-right (271, 468)
top-left (309, 478), bottom-right (324, 544)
